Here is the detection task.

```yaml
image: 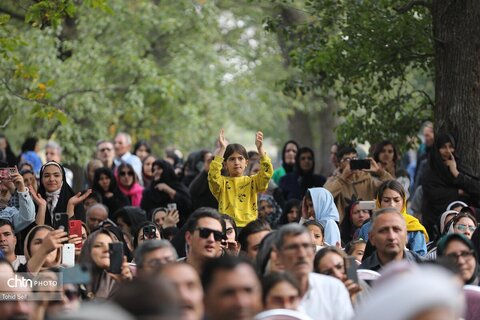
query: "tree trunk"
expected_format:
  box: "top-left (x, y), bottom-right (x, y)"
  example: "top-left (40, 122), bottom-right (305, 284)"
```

top-left (433, 1), bottom-right (480, 175)
top-left (317, 95), bottom-right (338, 176)
top-left (287, 110), bottom-right (313, 148)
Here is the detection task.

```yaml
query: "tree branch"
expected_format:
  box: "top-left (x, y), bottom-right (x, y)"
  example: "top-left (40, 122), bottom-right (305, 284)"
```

top-left (394, 0), bottom-right (432, 14)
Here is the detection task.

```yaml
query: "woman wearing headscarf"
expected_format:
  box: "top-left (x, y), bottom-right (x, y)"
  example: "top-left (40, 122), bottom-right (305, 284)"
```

top-left (422, 132), bottom-right (480, 241)
top-left (115, 162), bottom-right (143, 207)
top-left (279, 147), bottom-right (326, 201)
top-left (437, 233), bottom-right (479, 285)
top-left (357, 180), bottom-right (428, 256)
top-left (38, 161), bottom-right (88, 225)
top-left (140, 159), bottom-right (191, 226)
top-left (92, 167), bottom-right (129, 218)
top-left (79, 228), bottom-right (133, 300)
top-left (272, 140), bottom-right (299, 185)
top-left (257, 194), bottom-right (282, 229)
top-left (300, 187), bottom-right (341, 247)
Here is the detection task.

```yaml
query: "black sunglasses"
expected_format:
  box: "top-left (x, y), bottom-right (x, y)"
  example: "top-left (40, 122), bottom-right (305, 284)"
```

top-left (119, 171), bottom-right (134, 177)
top-left (195, 227), bottom-right (225, 242)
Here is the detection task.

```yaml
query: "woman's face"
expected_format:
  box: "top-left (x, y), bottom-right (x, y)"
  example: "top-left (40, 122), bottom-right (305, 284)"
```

top-left (42, 165), bottom-right (63, 193)
top-left (305, 197), bottom-right (315, 219)
top-left (307, 224), bottom-right (323, 246)
top-left (264, 281), bottom-right (300, 311)
top-left (98, 173), bottom-right (111, 192)
top-left (154, 210), bottom-right (167, 228)
top-left (284, 143), bottom-right (298, 166)
top-left (30, 229), bottom-right (58, 267)
top-left (379, 144), bottom-right (395, 164)
top-left (143, 156), bottom-right (156, 177)
top-left (152, 165), bottom-right (163, 181)
top-left (118, 167), bottom-right (134, 188)
top-left (287, 206), bottom-right (299, 223)
top-left (351, 204), bottom-right (370, 228)
top-left (258, 200), bottom-right (274, 217)
top-left (380, 188), bottom-right (404, 212)
top-left (224, 220), bottom-right (236, 242)
top-left (453, 217), bottom-right (477, 239)
top-left (135, 145), bottom-right (149, 161)
top-left (351, 242), bottom-right (366, 262)
top-left (298, 151), bottom-right (313, 172)
top-left (439, 142), bottom-right (455, 162)
top-left (23, 172), bottom-right (37, 192)
top-left (444, 239), bottom-right (476, 284)
top-left (91, 233), bottom-right (113, 269)
top-left (317, 252), bottom-right (346, 281)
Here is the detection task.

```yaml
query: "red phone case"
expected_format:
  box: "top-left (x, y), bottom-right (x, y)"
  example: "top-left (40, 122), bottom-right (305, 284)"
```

top-left (69, 220), bottom-right (83, 249)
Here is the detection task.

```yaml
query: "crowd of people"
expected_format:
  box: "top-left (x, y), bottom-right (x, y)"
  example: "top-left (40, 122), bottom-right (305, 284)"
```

top-left (0, 123), bottom-right (479, 320)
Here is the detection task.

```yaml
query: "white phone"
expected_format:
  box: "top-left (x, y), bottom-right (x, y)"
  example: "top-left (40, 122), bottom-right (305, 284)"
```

top-left (62, 243), bottom-right (75, 267)
top-left (357, 201), bottom-right (376, 210)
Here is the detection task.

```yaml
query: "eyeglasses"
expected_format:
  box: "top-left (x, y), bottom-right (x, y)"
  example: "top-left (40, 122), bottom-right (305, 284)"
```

top-left (446, 250), bottom-right (474, 262)
top-left (320, 262), bottom-right (344, 276)
top-left (119, 171), bottom-right (134, 177)
top-left (196, 227), bottom-right (225, 242)
top-left (454, 224), bottom-right (476, 233)
top-left (282, 242), bottom-right (316, 253)
top-left (100, 148), bottom-right (112, 152)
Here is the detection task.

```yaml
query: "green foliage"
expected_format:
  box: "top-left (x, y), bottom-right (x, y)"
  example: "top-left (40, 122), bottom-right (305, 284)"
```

top-left (264, 0), bottom-right (435, 150)
top-left (0, 0), bottom-right (296, 163)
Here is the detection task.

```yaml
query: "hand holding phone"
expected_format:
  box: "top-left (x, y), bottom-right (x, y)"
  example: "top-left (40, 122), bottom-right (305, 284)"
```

top-left (54, 213), bottom-right (69, 234)
top-left (108, 242), bottom-right (124, 274)
top-left (143, 225), bottom-right (157, 240)
top-left (344, 256), bottom-right (359, 284)
top-left (62, 243), bottom-right (75, 267)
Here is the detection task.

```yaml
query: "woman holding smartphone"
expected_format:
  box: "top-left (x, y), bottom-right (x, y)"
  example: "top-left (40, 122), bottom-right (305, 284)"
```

top-left (79, 228), bottom-right (132, 300)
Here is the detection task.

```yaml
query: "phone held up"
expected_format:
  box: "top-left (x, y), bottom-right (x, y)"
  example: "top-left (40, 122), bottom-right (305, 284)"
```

top-left (108, 242), bottom-right (124, 274)
top-left (143, 225), bottom-right (157, 240)
top-left (344, 256), bottom-right (359, 284)
top-left (357, 201), bottom-right (376, 210)
top-left (350, 159), bottom-right (371, 170)
top-left (0, 167), bottom-right (17, 180)
top-left (167, 203), bottom-right (177, 211)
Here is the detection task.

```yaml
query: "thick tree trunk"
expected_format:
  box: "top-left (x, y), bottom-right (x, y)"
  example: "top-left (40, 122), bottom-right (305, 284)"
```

top-left (287, 110), bottom-right (313, 148)
top-left (317, 96), bottom-right (338, 176)
top-left (433, 1), bottom-right (480, 175)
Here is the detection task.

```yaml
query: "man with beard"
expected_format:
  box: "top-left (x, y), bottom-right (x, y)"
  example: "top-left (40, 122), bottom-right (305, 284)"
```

top-left (273, 223), bottom-right (353, 320)
top-left (202, 255), bottom-right (262, 320)
top-left (184, 208), bottom-right (225, 274)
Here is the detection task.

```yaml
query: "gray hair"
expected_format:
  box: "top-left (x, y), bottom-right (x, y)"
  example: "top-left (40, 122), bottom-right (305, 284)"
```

top-left (273, 223), bottom-right (309, 251)
top-left (116, 132), bottom-right (132, 146)
top-left (369, 207), bottom-right (405, 231)
top-left (96, 140), bottom-right (114, 148)
top-left (135, 240), bottom-right (178, 268)
top-left (45, 140), bottom-right (62, 154)
top-left (86, 203), bottom-right (109, 216)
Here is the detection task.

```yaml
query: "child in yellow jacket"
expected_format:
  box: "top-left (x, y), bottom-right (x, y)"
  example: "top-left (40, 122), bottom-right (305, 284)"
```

top-left (208, 129), bottom-right (273, 227)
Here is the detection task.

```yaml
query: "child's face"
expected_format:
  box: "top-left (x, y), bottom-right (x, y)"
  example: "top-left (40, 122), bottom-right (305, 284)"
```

top-left (307, 225), bottom-right (323, 246)
top-left (351, 242), bottom-right (366, 262)
top-left (225, 151), bottom-right (248, 177)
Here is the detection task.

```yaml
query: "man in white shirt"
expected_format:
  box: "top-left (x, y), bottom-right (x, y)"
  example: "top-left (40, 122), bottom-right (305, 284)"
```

top-left (273, 223), bottom-right (354, 320)
top-left (114, 133), bottom-right (143, 185)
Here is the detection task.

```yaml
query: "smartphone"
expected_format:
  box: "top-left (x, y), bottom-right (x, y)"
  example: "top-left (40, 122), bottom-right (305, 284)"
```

top-left (62, 243), bottom-right (75, 267)
top-left (108, 242), bottom-right (124, 274)
top-left (143, 225), bottom-right (157, 240)
top-left (8, 167), bottom-right (17, 176)
top-left (54, 212), bottom-right (69, 234)
top-left (69, 220), bottom-right (83, 249)
top-left (167, 203), bottom-right (177, 211)
top-left (344, 256), bottom-right (358, 284)
top-left (357, 201), bottom-right (376, 210)
top-left (350, 159), bottom-right (371, 170)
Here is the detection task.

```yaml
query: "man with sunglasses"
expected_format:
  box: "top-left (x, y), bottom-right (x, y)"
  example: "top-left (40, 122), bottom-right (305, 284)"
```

top-left (273, 223), bottom-right (353, 320)
top-left (324, 146), bottom-right (392, 221)
top-left (184, 208), bottom-right (226, 273)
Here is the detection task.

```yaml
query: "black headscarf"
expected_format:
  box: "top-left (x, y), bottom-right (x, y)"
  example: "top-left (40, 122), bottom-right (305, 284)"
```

top-left (38, 161), bottom-right (77, 226)
top-left (92, 167), bottom-right (123, 197)
top-left (294, 147), bottom-right (315, 176)
top-left (281, 140), bottom-right (300, 174)
top-left (428, 132), bottom-right (467, 185)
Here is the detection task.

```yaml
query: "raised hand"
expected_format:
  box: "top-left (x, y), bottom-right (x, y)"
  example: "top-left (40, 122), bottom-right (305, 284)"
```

top-left (255, 131), bottom-right (265, 155)
top-left (218, 128), bottom-right (227, 150)
top-left (29, 186), bottom-right (47, 207)
top-left (10, 169), bottom-right (26, 192)
top-left (163, 209), bottom-right (180, 228)
top-left (445, 151), bottom-right (459, 177)
top-left (68, 189), bottom-right (93, 208)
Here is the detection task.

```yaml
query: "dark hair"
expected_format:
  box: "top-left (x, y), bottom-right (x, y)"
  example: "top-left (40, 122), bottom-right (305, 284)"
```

top-left (85, 190), bottom-right (102, 204)
top-left (336, 146), bottom-right (357, 161)
top-left (21, 137), bottom-right (37, 153)
top-left (451, 212), bottom-right (477, 229)
top-left (162, 226), bottom-right (179, 240)
top-left (255, 231), bottom-right (277, 276)
top-left (221, 214), bottom-right (238, 241)
top-left (261, 272), bottom-right (300, 305)
top-left (184, 207), bottom-right (225, 234)
top-left (278, 199), bottom-right (301, 225)
top-left (0, 219), bottom-right (14, 233)
top-left (201, 255), bottom-right (256, 293)
top-left (373, 141), bottom-right (398, 165)
top-left (313, 246), bottom-right (346, 273)
top-left (375, 180), bottom-right (406, 203)
top-left (92, 167), bottom-right (116, 193)
top-left (238, 219), bottom-right (271, 252)
top-left (294, 147), bottom-right (315, 174)
top-left (345, 239), bottom-right (367, 256)
top-left (133, 140), bottom-right (151, 155)
top-left (223, 144), bottom-right (248, 163)
top-left (151, 159), bottom-right (178, 184)
top-left (303, 220), bottom-right (324, 236)
top-left (117, 162), bottom-right (139, 186)
top-left (247, 151), bottom-right (259, 160)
